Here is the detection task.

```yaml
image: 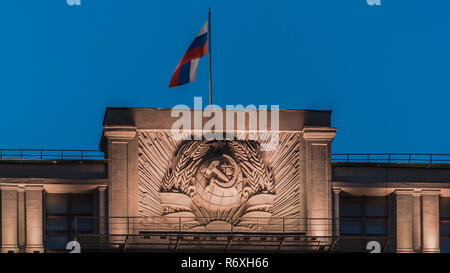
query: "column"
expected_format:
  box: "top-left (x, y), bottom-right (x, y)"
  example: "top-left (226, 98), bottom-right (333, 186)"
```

top-left (332, 188), bottom-right (341, 236)
top-left (303, 126), bottom-right (337, 237)
top-left (103, 127), bottom-right (136, 235)
top-left (17, 185), bottom-right (26, 252)
top-left (25, 185), bottom-right (44, 253)
top-left (412, 191), bottom-right (421, 252)
top-left (422, 190), bottom-right (440, 253)
top-left (98, 185), bottom-right (108, 234)
top-left (1, 185), bottom-right (18, 253)
top-left (395, 189), bottom-right (414, 253)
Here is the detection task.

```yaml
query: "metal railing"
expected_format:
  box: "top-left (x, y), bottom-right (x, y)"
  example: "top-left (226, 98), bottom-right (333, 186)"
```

top-left (72, 216), bottom-right (390, 252)
top-left (0, 149), bottom-right (104, 160)
top-left (1, 149), bottom-right (448, 164)
top-left (332, 153), bottom-right (450, 164)
top-left (73, 216), bottom-right (337, 253)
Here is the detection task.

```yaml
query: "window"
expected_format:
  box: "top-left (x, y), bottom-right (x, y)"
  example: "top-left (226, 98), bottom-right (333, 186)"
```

top-left (340, 196), bottom-right (388, 236)
top-left (46, 193), bottom-right (94, 251)
top-left (440, 197), bottom-right (450, 252)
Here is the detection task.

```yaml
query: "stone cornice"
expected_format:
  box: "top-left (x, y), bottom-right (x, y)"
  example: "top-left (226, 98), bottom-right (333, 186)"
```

top-left (302, 126), bottom-right (337, 141)
top-left (24, 184), bottom-right (44, 191)
top-left (421, 189), bottom-right (441, 195)
top-left (394, 189), bottom-right (415, 195)
top-left (103, 126), bottom-right (137, 140)
top-left (0, 178), bottom-right (108, 184)
top-left (0, 184), bottom-right (18, 191)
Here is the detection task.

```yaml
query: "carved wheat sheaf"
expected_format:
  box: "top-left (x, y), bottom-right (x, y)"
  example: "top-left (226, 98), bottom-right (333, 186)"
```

top-left (162, 140), bottom-right (209, 194)
top-left (227, 140), bottom-right (275, 195)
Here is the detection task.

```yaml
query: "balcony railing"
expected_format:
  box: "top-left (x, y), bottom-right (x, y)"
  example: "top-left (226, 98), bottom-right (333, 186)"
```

top-left (0, 149), bottom-right (104, 160)
top-left (73, 216), bottom-right (337, 252)
top-left (331, 153), bottom-right (450, 164)
top-left (72, 216), bottom-right (390, 252)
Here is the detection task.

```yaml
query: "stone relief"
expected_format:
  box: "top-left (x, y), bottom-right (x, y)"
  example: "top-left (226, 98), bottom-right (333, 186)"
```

top-left (138, 131), bottom-right (303, 231)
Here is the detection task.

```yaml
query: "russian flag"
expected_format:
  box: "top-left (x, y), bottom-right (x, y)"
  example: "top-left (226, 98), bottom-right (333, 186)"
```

top-left (169, 22), bottom-right (208, 88)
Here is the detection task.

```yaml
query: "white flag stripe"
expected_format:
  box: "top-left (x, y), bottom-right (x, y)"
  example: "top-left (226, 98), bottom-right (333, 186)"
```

top-left (189, 58), bottom-right (199, 82)
top-left (198, 21), bottom-right (208, 36)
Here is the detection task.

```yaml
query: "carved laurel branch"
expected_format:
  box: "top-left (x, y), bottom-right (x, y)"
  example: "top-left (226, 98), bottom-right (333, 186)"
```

top-left (161, 140), bottom-right (209, 193)
top-left (227, 140), bottom-right (275, 195)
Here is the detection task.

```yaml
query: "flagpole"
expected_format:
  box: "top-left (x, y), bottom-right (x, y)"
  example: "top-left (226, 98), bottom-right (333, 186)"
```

top-left (208, 8), bottom-right (213, 105)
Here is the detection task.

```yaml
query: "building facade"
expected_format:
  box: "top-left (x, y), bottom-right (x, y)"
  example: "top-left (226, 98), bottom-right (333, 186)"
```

top-left (0, 108), bottom-right (449, 253)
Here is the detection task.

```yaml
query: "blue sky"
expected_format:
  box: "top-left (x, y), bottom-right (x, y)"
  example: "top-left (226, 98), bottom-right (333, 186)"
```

top-left (0, 0), bottom-right (449, 153)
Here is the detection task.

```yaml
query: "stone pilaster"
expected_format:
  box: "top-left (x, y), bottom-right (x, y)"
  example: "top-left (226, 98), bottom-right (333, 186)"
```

top-left (17, 185), bottom-right (26, 252)
top-left (1, 185), bottom-right (19, 253)
top-left (303, 126), bottom-right (337, 237)
top-left (25, 185), bottom-right (44, 253)
top-left (98, 185), bottom-right (108, 234)
top-left (422, 190), bottom-right (440, 253)
top-left (332, 188), bottom-right (341, 236)
top-left (412, 191), bottom-right (421, 252)
top-left (103, 126), bottom-right (137, 235)
top-left (395, 189), bottom-right (414, 253)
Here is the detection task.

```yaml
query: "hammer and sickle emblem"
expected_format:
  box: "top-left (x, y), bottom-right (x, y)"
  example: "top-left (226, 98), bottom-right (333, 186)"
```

top-left (204, 160), bottom-right (229, 182)
top-left (202, 155), bottom-right (238, 188)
